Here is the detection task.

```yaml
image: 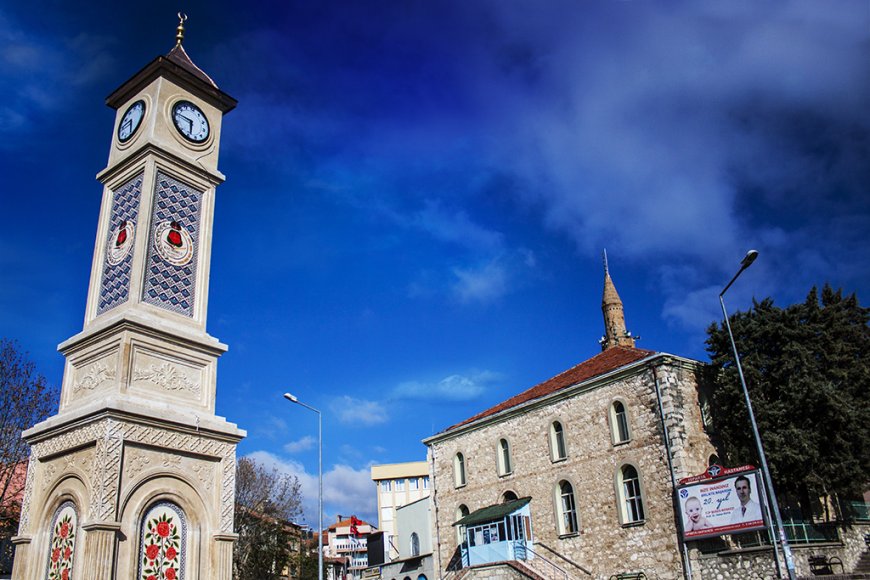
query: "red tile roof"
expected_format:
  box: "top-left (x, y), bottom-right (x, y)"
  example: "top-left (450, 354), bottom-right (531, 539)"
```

top-left (446, 346), bottom-right (656, 432)
top-left (328, 517), bottom-right (374, 531)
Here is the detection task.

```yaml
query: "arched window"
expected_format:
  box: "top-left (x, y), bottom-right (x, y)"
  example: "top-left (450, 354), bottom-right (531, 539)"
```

top-left (137, 501), bottom-right (187, 580)
top-left (501, 490), bottom-right (518, 503)
top-left (550, 420), bottom-right (567, 461)
top-left (410, 532), bottom-right (420, 556)
top-left (610, 400), bottom-right (631, 444)
top-left (617, 465), bottom-right (645, 524)
top-left (708, 454), bottom-right (720, 467)
top-left (45, 501), bottom-right (78, 580)
top-left (555, 480), bottom-right (579, 535)
top-left (454, 453), bottom-right (466, 487)
top-left (497, 439), bottom-right (513, 475)
top-left (417, 575), bottom-right (428, 580)
top-left (455, 504), bottom-right (469, 544)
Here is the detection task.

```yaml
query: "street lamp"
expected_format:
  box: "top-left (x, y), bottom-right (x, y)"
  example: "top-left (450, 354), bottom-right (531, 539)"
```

top-left (284, 392), bottom-right (323, 580)
top-left (719, 250), bottom-right (796, 580)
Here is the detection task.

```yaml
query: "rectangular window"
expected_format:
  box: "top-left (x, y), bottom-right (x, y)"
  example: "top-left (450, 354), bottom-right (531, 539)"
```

top-left (409, 478), bottom-right (419, 490)
top-left (422, 476), bottom-right (429, 489)
top-left (396, 479), bottom-right (405, 491)
top-left (380, 480), bottom-right (391, 492)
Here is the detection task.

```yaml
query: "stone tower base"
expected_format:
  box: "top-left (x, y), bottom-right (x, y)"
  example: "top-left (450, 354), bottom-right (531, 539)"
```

top-left (13, 405), bottom-right (242, 580)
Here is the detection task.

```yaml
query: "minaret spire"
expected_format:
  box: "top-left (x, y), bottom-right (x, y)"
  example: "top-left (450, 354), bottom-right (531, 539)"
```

top-left (600, 251), bottom-right (636, 350)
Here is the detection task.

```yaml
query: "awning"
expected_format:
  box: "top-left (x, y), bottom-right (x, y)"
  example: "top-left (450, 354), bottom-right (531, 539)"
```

top-left (453, 497), bottom-right (531, 526)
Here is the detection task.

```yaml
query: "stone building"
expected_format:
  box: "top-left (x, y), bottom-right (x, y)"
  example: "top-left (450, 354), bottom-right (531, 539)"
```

top-left (424, 265), bottom-right (716, 579)
top-left (11, 17), bottom-right (244, 580)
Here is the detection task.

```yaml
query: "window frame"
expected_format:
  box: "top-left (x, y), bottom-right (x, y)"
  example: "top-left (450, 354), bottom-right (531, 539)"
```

top-left (454, 452), bottom-right (467, 488)
top-left (609, 399), bottom-right (632, 445)
top-left (554, 479), bottom-right (580, 537)
top-left (549, 419), bottom-right (568, 462)
top-left (615, 463), bottom-right (646, 526)
top-left (497, 438), bottom-right (513, 476)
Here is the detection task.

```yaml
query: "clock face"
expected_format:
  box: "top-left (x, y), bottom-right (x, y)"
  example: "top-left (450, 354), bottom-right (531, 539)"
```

top-left (172, 100), bottom-right (210, 143)
top-left (118, 100), bottom-right (146, 143)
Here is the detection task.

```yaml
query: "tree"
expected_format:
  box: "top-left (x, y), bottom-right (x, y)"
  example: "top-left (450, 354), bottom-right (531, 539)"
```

top-left (0, 339), bottom-right (57, 570)
top-left (233, 456), bottom-right (303, 580)
top-left (705, 285), bottom-right (870, 518)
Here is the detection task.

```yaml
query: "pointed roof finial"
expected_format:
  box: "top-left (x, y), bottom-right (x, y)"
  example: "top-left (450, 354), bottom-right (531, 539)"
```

top-left (599, 251), bottom-right (637, 350)
top-left (176, 12), bottom-right (188, 46)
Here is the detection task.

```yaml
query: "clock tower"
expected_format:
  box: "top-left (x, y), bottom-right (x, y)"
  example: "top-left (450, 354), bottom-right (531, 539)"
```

top-left (13, 17), bottom-right (244, 580)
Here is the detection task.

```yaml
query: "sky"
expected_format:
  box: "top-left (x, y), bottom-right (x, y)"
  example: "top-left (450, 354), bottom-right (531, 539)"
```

top-left (1, 0), bottom-right (868, 528)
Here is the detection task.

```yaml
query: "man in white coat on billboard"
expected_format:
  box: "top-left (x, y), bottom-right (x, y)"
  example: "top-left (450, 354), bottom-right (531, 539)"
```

top-left (730, 475), bottom-right (762, 523)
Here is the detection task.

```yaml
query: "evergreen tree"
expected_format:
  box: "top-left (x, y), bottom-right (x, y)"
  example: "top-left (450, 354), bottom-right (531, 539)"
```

top-left (705, 285), bottom-right (870, 517)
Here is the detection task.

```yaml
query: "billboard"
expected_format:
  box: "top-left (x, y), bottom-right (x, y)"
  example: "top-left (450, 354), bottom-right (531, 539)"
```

top-left (677, 466), bottom-right (766, 540)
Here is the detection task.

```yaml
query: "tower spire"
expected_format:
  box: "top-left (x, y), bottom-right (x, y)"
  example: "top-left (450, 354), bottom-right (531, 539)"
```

top-left (600, 253), bottom-right (636, 350)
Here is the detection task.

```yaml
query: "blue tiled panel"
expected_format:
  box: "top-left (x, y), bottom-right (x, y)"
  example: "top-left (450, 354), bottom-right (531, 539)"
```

top-left (97, 173), bottom-right (143, 315)
top-left (142, 172), bottom-right (202, 317)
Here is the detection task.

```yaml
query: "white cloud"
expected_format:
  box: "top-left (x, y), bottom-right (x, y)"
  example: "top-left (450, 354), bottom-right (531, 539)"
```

top-left (413, 199), bottom-right (503, 251)
top-left (245, 451), bottom-right (377, 527)
top-left (0, 13), bottom-right (115, 143)
top-left (392, 371), bottom-right (499, 402)
top-left (283, 435), bottom-right (316, 454)
top-left (452, 259), bottom-right (509, 304)
top-left (330, 396), bottom-right (389, 425)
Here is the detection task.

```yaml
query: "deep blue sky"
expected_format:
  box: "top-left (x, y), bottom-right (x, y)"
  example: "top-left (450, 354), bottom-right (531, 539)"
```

top-left (2, 1), bottom-right (868, 527)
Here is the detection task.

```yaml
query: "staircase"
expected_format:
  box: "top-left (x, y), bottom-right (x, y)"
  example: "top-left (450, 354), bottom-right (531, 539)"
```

top-left (855, 549), bottom-right (870, 576)
top-left (796, 549), bottom-right (870, 580)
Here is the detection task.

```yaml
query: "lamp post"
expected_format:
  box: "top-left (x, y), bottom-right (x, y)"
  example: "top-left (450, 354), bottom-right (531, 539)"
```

top-left (719, 250), bottom-right (796, 580)
top-left (284, 392), bottom-right (323, 580)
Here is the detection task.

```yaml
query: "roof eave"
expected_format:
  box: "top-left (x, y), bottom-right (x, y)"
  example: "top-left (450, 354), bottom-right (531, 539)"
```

top-left (105, 55), bottom-right (237, 113)
top-left (423, 351), bottom-right (704, 446)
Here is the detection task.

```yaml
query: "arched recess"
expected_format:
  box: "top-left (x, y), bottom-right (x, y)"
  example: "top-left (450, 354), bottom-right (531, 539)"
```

top-left (116, 472), bottom-right (211, 579)
top-left (500, 490), bottom-right (518, 503)
top-left (455, 504), bottom-right (469, 545)
top-left (453, 452), bottom-right (466, 488)
top-left (44, 501), bottom-right (78, 580)
top-left (496, 438), bottom-right (513, 476)
top-left (609, 399), bottom-right (632, 445)
top-left (138, 501), bottom-right (188, 579)
top-left (35, 474), bottom-right (90, 580)
top-left (553, 479), bottom-right (579, 536)
top-left (548, 420), bottom-right (568, 462)
top-left (614, 463), bottom-right (646, 525)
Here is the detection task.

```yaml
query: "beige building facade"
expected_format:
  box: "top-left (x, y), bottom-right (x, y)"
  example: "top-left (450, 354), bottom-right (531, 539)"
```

top-left (12, 20), bottom-right (243, 580)
top-left (371, 462), bottom-right (430, 561)
top-left (424, 269), bottom-right (716, 579)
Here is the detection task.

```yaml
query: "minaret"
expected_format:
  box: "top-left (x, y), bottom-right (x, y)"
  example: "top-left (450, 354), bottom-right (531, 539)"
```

top-left (600, 250), bottom-right (636, 350)
top-left (13, 16), bottom-right (244, 580)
